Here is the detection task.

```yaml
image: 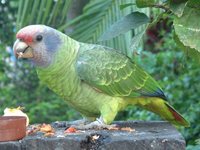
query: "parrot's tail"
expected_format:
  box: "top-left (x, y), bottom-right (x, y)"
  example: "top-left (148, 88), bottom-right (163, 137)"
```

top-left (135, 98), bottom-right (190, 127)
top-left (163, 102), bottom-right (190, 127)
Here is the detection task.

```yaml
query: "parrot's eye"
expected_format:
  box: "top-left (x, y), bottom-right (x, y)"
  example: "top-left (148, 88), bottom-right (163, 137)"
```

top-left (36, 35), bottom-right (43, 42)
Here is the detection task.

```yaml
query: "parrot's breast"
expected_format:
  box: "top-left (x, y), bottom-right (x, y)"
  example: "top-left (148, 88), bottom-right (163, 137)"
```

top-left (37, 66), bottom-right (124, 117)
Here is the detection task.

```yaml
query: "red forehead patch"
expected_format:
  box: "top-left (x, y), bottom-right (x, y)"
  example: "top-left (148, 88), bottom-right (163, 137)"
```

top-left (16, 32), bottom-right (33, 43)
top-left (16, 25), bottom-right (45, 43)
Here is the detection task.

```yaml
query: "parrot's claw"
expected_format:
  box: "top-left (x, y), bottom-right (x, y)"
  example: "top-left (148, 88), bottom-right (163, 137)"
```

top-left (70, 118), bottom-right (117, 130)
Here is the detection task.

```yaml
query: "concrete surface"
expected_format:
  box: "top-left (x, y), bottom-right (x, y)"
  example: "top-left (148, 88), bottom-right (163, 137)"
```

top-left (0, 121), bottom-right (185, 150)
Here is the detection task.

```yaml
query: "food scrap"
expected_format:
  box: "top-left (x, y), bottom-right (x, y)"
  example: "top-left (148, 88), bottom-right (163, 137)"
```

top-left (91, 134), bottom-right (100, 141)
top-left (44, 132), bottom-right (55, 137)
top-left (120, 127), bottom-right (135, 132)
top-left (40, 124), bottom-right (54, 133)
top-left (26, 123), bottom-right (134, 138)
top-left (26, 125), bottom-right (40, 135)
top-left (64, 127), bottom-right (77, 133)
top-left (27, 124), bottom-right (55, 137)
top-left (108, 126), bottom-right (135, 132)
top-left (107, 126), bottom-right (119, 130)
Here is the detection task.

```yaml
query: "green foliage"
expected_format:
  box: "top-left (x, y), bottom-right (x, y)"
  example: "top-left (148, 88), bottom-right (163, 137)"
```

top-left (101, 0), bottom-right (200, 63)
top-left (136, 0), bottom-right (157, 8)
top-left (173, 5), bottom-right (200, 63)
top-left (16, 0), bottom-right (72, 30)
top-left (59, 0), bottom-right (137, 56)
top-left (187, 145), bottom-right (200, 150)
top-left (120, 3), bottom-right (136, 10)
top-left (0, 0), bottom-right (17, 45)
top-left (169, 0), bottom-right (187, 17)
top-left (99, 12), bottom-right (149, 41)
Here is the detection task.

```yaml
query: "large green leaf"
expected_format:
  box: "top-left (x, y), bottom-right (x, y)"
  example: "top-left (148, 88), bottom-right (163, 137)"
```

top-left (169, 1), bottom-right (188, 17)
top-left (136, 0), bottom-right (157, 8)
top-left (120, 3), bottom-right (135, 10)
top-left (99, 12), bottom-right (149, 41)
top-left (130, 25), bottom-right (147, 55)
top-left (174, 33), bottom-right (200, 63)
top-left (173, 3), bottom-right (200, 63)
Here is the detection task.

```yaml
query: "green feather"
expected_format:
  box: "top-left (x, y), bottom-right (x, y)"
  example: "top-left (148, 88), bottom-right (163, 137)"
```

top-left (77, 45), bottom-right (163, 99)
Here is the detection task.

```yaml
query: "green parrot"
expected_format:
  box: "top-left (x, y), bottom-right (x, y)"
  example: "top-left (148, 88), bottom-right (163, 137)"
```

top-left (13, 25), bottom-right (189, 129)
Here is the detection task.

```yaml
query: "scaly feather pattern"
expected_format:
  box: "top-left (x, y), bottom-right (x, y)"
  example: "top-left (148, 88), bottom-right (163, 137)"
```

top-left (77, 44), bottom-right (166, 99)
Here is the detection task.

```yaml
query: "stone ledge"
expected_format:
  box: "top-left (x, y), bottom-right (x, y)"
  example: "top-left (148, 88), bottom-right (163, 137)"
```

top-left (0, 121), bottom-right (185, 150)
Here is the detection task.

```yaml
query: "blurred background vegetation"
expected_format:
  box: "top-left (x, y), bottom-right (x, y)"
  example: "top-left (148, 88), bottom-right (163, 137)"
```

top-left (0, 0), bottom-right (199, 149)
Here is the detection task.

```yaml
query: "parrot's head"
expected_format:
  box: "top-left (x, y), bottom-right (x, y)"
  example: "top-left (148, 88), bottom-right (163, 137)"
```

top-left (13, 25), bottom-right (61, 67)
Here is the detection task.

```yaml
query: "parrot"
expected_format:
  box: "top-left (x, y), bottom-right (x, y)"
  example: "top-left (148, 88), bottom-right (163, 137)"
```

top-left (13, 25), bottom-right (189, 129)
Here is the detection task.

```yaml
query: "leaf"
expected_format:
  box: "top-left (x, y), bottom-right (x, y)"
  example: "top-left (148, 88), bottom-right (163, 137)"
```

top-left (120, 3), bottom-right (135, 10)
top-left (186, 0), bottom-right (200, 8)
top-left (169, 0), bottom-right (188, 4)
top-left (173, 4), bottom-right (200, 63)
top-left (195, 138), bottom-right (200, 145)
top-left (136, 0), bottom-right (156, 8)
top-left (169, 1), bottom-right (188, 17)
top-left (130, 28), bottom-right (146, 54)
top-left (174, 33), bottom-right (200, 64)
top-left (99, 12), bottom-right (149, 41)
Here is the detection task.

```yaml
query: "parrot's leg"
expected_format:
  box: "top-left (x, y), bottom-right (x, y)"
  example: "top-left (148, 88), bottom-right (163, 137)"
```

top-left (70, 116), bottom-right (117, 130)
top-left (71, 105), bottom-right (118, 130)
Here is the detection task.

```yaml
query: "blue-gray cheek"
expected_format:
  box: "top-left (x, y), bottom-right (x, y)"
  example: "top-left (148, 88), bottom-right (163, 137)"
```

top-left (44, 33), bottom-right (61, 53)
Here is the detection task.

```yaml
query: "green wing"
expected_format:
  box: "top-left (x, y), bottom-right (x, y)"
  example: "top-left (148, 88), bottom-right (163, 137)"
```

top-left (77, 45), bottom-right (166, 99)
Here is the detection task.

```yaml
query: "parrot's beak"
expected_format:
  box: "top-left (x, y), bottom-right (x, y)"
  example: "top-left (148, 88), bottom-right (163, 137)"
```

top-left (13, 39), bottom-right (33, 59)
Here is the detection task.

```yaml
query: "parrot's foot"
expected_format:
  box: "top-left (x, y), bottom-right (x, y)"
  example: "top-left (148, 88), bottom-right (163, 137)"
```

top-left (52, 118), bottom-right (91, 128)
top-left (71, 117), bottom-right (117, 130)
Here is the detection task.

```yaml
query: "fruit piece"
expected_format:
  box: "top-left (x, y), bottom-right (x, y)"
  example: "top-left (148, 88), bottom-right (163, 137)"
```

top-left (3, 106), bottom-right (29, 126)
